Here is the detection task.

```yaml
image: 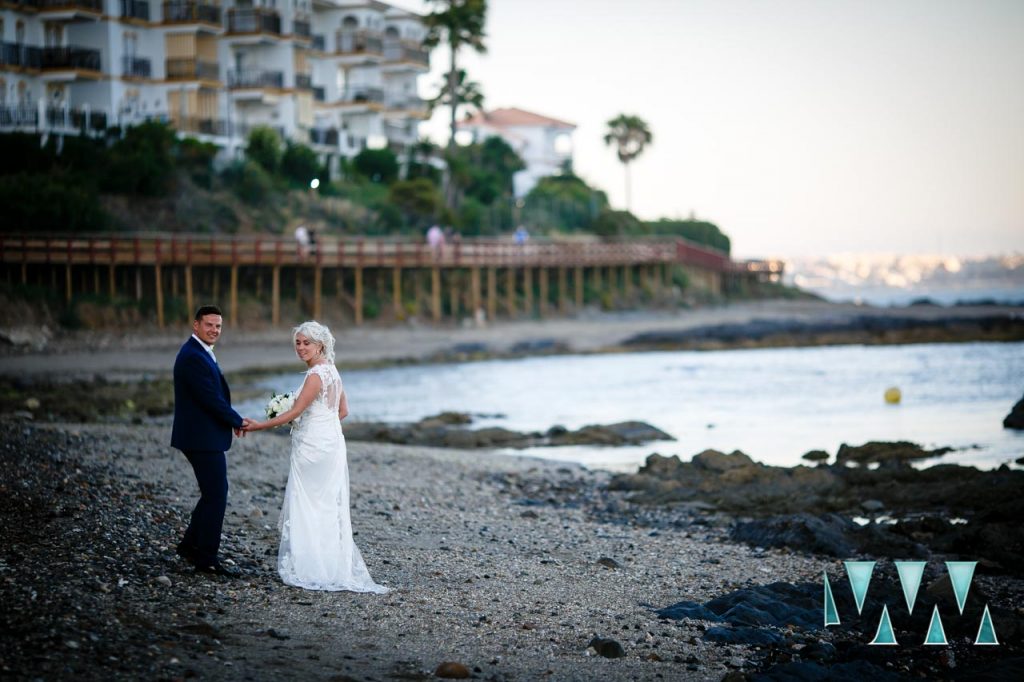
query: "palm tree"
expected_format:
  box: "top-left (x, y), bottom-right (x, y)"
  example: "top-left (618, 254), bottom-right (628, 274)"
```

top-left (424, 0), bottom-right (488, 209)
top-left (603, 114), bottom-right (653, 213)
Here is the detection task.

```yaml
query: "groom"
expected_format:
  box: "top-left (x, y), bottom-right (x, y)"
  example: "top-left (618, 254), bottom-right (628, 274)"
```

top-left (171, 305), bottom-right (251, 577)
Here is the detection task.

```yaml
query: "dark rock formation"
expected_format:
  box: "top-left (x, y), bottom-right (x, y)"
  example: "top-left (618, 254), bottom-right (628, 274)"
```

top-left (1004, 394), bottom-right (1024, 429)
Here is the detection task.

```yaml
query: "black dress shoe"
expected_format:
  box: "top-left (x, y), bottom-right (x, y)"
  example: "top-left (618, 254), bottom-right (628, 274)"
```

top-left (196, 561), bottom-right (242, 578)
top-left (176, 542), bottom-right (201, 563)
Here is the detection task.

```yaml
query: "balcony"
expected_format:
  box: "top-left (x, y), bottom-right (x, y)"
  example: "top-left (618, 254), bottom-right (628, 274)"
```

top-left (335, 30), bottom-right (383, 56)
top-left (122, 54), bottom-right (152, 78)
top-left (4, 0), bottom-right (43, 11)
top-left (0, 43), bottom-right (43, 70)
top-left (120, 0), bottom-right (150, 21)
top-left (41, 46), bottom-right (101, 72)
top-left (0, 105), bottom-right (39, 129)
top-left (166, 57), bottom-right (219, 81)
top-left (228, 68), bottom-right (283, 89)
top-left (293, 19), bottom-right (311, 39)
top-left (173, 117), bottom-right (227, 137)
top-left (162, 1), bottom-right (221, 24)
top-left (0, 105), bottom-right (106, 132)
top-left (386, 95), bottom-right (427, 113)
top-left (38, 0), bottom-right (103, 11)
top-left (295, 73), bottom-right (312, 90)
top-left (311, 34), bottom-right (325, 51)
top-left (310, 128), bottom-right (338, 146)
top-left (383, 40), bottom-right (429, 67)
top-left (340, 85), bottom-right (384, 104)
top-left (227, 8), bottom-right (281, 36)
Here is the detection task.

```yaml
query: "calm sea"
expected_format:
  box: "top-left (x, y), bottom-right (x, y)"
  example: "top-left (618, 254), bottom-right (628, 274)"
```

top-left (243, 341), bottom-right (1024, 473)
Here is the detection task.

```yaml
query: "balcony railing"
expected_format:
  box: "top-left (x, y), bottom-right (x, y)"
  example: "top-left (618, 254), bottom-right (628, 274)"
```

top-left (295, 73), bottom-right (312, 90)
top-left (293, 19), bottom-right (311, 39)
top-left (0, 43), bottom-right (43, 69)
top-left (38, 0), bottom-right (103, 12)
top-left (166, 57), bottom-right (219, 80)
top-left (386, 95), bottom-right (427, 112)
top-left (5, 0), bottom-right (43, 11)
top-left (41, 46), bottom-right (101, 71)
top-left (228, 69), bottom-right (283, 89)
top-left (335, 30), bottom-right (383, 56)
top-left (0, 105), bottom-right (106, 132)
top-left (173, 117), bottom-right (227, 136)
top-left (120, 0), bottom-right (150, 20)
top-left (340, 86), bottom-right (384, 104)
top-left (309, 128), bottom-right (339, 146)
top-left (383, 40), bottom-right (429, 67)
top-left (227, 8), bottom-right (281, 36)
top-left (162, 1), bottom-right (221, 24)
top-left (312, 86), bottom-right (325, 102)
top-left (121, 55), bottom-right (152, 78)
top-left (311, 34), bottom-right (325, 51)
top-left (0, 105), bottom-right (39, 128)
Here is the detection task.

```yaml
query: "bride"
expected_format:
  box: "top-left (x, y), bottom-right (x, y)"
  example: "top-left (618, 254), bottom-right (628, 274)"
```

top-left (245, 321), bottom-right (388, 593)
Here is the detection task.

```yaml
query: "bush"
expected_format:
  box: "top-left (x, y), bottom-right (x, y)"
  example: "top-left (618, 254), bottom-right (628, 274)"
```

top-left (246, 126), bottom-right (283, 174)
top-left (102, 121), bottom-right (177, 196)
top-left (0, 172), bottom-right (106, 233)
top-left (222, 160), bottom-right (274, 205)
top-left (644, 218), bottom-right (731, 254)
top-left (281, 142), bottom-right (322, 188)
top-left (177, 137), bottom-right (219, 189)
top-left (352, 148), bottom-right (399, 184)
top-left (388, 177), bottom-right (440, 226)
top-left (593, 209), bottom-right (642, 237)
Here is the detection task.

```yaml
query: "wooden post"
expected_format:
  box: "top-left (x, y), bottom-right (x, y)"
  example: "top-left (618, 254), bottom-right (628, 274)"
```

top-left (313, 266), bottom-right (323, 320)
top-left (505, 267), bottom-right (516, 317)
top-left (229, 265), bottom-right (238, 326)
top-left (170, 269), bottom-right (179, 298)
top-left (539, 268), bottom-right (549, 317)
top-left (591, 264), bottom-right (601, 292)
top-left (108, 264), bottom-right (116, 298)
top-left (155, 264), bottom-right (165, 329)
top-left (558, 266), bottom-right (568, 313)
top-left (413, 269), bottom-right (423, 317)
top-left (431, 267), bottom-right (441, 322)
top-left (487, 267), bottom-right (496, 322)
top-left (185, 266), bottom-right (194, 317)
top-left (335, 268), bottom-right (343, 303)
top-left (448, 270), bottom-right (459, 319)
top-left (524, 267), bottom-right (533, 317)
top-left (211, 268), bottom-right (219, 302)
top-left (622, 265), bottom-right (632, 297)
top-left (470, 267), bottom-right (481, 317)
top-left (94, 268), bottom-right (101, 295)
top-left (21, 263), bottom-right (28, 285)
top-left (65, 264), bottom-right (72, 303)
top-left (354, 266), bottom-right (364, 325)
top-left (392, 267), bottom-right (402, 319)
top-left (271, 265), bottom-right (280, 326)
top-left (574, 266), bottom-right (584, 309)
top-left (135, 267), bottom-right (143, 301)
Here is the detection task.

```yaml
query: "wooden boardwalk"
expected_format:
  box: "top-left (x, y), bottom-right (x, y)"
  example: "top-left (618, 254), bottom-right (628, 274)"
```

top-left (0, 233), bottom-right (769, 327)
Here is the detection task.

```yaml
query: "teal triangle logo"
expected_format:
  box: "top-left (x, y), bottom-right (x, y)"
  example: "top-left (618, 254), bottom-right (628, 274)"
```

top-left (823, 571), bottom-right (840, 626)
top-left (975, 604), bottom-right (999, 645)
top-left (946, 561), bottom-right (976, 614)
top-left (924, 604), bottom-right (948, 645)
top-left (895, 561), bottom-right (926, 614)
top-left (869, 604), bottom-right (898, 645)
top-left (844, 561), bottom-right (876, 615)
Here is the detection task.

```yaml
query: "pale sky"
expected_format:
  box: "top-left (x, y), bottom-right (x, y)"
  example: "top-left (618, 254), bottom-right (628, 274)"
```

top-left (391, 0), bottom-right (1023, 259)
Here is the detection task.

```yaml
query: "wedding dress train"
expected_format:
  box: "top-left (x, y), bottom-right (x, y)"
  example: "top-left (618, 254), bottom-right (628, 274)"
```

top-left (278, 363), bottom-right (388, 592)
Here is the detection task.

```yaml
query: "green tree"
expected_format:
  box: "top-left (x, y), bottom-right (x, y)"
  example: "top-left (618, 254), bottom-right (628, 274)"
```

top-left (246, 126), bottom-right (283, 174)
top-left (644, 218), bottom-right (731, 254)
top-left (603, 114), bottom-right (652, 212)
top-left (352, 148), bottom-right (399, 184)
top-left (281, 141), bottom-right (322, 188)
top-left (593, 209), bottom-right (642, 237)
top-left (388, 177), bottom-right (442, 227)
top-left (523, 174), bottom-right (608, 232)
top-left (423, 0), bottom-right (488, 208)
top-left (103, 121), bottom-right (177, 196)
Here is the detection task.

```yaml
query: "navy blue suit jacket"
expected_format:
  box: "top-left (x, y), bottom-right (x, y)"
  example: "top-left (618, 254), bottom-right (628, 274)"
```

top-left (171, 337), bottom-right (243, 453)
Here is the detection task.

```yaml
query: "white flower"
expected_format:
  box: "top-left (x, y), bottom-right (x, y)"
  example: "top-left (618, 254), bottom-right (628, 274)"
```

top-left (265, 391), bottom-right (296, 421)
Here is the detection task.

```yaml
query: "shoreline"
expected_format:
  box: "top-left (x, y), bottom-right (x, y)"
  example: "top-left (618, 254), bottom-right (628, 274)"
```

top-left (2, 420), bottom-right (1021, 680)
top-left (1, 300), bottom-right (1021, 381)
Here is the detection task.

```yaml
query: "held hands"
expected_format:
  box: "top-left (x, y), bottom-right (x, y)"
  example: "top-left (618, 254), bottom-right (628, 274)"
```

top-left (235, 417), bottom-right (260, 437)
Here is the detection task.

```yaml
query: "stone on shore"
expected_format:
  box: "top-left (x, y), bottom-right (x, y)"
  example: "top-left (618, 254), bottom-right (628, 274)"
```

top-left (835, 440), bottom-right (952, 465)
top-left (1004, 394), bottom-right (1024, 429)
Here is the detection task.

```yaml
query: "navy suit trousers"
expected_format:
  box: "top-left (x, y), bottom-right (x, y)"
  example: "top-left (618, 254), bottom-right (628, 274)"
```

top-left (181, 450), bottom-right (228, 567)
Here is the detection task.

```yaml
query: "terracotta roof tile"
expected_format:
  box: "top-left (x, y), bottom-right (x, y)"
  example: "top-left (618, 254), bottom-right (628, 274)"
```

top-left (461, 107), bottom-right (575, 129)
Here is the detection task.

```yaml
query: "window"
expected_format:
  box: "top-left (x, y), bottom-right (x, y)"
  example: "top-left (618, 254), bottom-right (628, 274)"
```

top-left (342, 16), bottom-right (358, 28)
top-left (16, 21), bottom-right (25, 45)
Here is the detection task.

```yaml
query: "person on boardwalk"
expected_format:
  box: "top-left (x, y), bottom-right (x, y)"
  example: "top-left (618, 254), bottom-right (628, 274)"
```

top-left (171, 305), bottom-right (251, 577)
top-left (244, 321), bottom-right (388, 593)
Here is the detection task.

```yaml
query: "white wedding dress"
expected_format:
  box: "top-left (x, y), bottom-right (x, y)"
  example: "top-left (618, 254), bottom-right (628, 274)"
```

top-left (278, 363), bottom-right (388, 593)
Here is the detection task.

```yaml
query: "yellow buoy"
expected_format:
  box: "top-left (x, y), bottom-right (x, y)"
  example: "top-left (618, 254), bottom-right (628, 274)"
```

top-left (884, 387), bottom-right (902, 404)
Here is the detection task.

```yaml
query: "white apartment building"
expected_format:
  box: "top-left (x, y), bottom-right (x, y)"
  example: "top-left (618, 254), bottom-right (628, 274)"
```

top-left (458, 107), bottom-right (576, 198)
top-left (0, 0), bottom-right (430, 171)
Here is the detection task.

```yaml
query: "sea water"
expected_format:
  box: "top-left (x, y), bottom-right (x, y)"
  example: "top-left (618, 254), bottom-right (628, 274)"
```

top-left (244, 341), bottom-right (1024, 472)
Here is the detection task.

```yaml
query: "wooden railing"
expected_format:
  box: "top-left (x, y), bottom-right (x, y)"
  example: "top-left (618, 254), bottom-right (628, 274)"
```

top-left (0, 233), bottom-right (735, 272)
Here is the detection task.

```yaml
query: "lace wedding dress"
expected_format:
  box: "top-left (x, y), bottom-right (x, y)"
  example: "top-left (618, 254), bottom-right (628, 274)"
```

top-left (278, 363), bottom-right (388, 593)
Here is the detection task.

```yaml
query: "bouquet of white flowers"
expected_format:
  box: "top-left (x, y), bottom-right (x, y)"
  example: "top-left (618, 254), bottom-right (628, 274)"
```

top-left (265, 391), bottom-right (296, 422)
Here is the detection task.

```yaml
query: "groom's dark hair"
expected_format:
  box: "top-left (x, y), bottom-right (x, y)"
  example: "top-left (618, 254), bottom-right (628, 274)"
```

top-left (194, 305), bottom-right (223, 321)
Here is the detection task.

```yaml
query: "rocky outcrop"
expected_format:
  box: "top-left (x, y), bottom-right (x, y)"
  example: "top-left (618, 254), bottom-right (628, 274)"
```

top-left (835, 440), bottom-right (952, 465)
top-left (1004, 394), bottom-right (1024, 429)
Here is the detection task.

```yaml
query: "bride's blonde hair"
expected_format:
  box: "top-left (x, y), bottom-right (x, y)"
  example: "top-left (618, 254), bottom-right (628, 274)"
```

top-left (293, 320), bottom-right (336, 364)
